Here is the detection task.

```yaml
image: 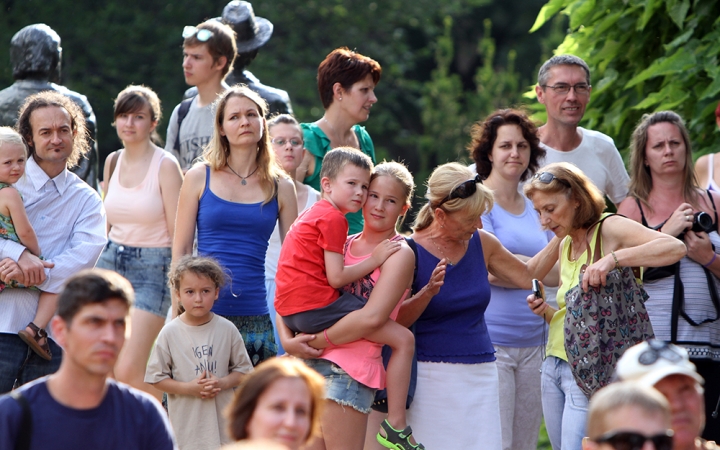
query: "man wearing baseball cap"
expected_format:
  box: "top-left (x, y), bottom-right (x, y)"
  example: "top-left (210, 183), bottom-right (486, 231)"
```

top-left (617, 340), bottom-right (718, 450)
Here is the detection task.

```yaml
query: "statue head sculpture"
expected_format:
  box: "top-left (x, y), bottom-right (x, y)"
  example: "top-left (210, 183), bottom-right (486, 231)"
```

top-left (10, 24), bottom-right (62, 83)
top-left (221, 1), bottom-right (273, 69)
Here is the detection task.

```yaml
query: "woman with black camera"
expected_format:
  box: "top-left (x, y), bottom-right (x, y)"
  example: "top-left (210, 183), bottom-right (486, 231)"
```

top-left (618, 110), bottom-right (720, 442)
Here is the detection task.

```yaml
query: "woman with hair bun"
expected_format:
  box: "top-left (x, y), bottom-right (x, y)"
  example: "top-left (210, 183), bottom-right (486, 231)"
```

top-left (399, 162), bottom-right (561, 449)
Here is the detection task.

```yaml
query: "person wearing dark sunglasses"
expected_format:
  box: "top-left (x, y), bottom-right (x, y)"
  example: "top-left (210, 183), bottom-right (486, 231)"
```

top-left (617, 340), bottom-right (718, 450)
top-left (395, 162), bottom-right (561, 448)
top-left (583, 381), bottom-right (673, 450)
top-left (524, 162), bottom-right (686, 450)
top-left (535, 54), bottom-right (629, 206)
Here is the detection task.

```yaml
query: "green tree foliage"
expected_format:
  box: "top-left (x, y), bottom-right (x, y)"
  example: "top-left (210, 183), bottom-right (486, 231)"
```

top-left (419, 17), bottom-right (524, 181)
top-left (530, 0), bottom-right (720, 157)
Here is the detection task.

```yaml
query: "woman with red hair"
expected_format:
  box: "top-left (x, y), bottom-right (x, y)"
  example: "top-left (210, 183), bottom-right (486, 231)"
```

top-left (297, 47), bottom-right (381, 234)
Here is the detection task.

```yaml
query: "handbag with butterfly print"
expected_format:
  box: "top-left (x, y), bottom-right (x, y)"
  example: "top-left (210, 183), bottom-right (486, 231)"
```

top-left (564, 215), bottom-right (655, 399)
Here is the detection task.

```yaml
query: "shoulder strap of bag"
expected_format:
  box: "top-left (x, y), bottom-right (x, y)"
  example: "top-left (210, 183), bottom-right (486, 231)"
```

top-left (9, 391), bottom-right (31, 450)
top-left (173, 96), bottom-right (195, 153)
top-left (586, 214), bottom-right (616, 265)
top-left (586, 214), bottom-right (642, 278)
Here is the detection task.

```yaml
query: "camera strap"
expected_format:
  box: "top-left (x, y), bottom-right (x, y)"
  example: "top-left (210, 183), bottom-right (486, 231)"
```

top-left (634, 193), bottom-right (720, 342)
top-left (670, 190), bottom-right (720, 341)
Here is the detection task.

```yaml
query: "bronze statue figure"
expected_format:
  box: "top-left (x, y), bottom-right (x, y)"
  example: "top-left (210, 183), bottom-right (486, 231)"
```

top-left (0, 24), bottom-right (99, 189)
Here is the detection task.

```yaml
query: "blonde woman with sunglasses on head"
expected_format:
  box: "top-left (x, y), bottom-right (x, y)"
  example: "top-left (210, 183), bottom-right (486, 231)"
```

top-left (392, 162), bottom-right (561, 449)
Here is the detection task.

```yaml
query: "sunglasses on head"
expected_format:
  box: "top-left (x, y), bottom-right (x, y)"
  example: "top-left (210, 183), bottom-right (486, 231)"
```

top-left (594, 430), bottom-right (673, 450)
top-left (182, 26), bottom-right (213, 42)
top-left (435, 174), bottom-right (482, 208)
top-left (638, 340), bottom-right (684, 366)
top-left (532, 171), bottom-right (570, 187)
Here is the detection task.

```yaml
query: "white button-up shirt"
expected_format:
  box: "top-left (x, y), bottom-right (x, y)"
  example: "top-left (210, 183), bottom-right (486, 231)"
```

top-left (0, 157), bottom-right (106, 334)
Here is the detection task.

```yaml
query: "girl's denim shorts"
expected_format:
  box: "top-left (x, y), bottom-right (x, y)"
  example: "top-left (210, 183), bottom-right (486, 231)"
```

top-left (303, 358), bottom-right (376, 413)
top-left (96, 241), bottom-right (172, 318)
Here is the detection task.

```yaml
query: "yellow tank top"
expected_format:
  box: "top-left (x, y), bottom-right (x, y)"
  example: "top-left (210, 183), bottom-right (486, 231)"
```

top-left (546, 213), bottom-right (609, 360)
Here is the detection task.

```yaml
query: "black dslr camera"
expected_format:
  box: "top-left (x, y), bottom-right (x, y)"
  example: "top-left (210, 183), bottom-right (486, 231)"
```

top-left (678, 211), bottom-right (714, 239)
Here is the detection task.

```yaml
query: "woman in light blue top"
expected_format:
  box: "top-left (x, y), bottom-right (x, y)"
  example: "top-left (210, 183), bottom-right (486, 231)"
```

top-left (470, 109), bottom-right (557, 450)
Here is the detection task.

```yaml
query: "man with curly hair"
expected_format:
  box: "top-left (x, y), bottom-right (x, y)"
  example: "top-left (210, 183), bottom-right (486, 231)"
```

top-left (0, 91), bottom-right (106, 392)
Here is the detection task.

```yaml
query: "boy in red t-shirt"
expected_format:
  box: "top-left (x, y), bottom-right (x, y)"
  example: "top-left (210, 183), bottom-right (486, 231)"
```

top-left (274, 147), bottom-right (419, 449)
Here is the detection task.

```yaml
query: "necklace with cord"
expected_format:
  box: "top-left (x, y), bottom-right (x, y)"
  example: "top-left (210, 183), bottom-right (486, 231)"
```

top-left (568, 236), bottom-right (589, 263)
top-left (322, 117), bottom-right (358, 148)
top-left (430, 229), bottom-right (467, 266)
top-left (227, 164), bottom-right (258, 185)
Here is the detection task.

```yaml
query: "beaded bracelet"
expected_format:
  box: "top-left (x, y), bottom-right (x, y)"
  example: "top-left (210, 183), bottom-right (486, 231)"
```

top-left (611, 251), bottom-right (621, 271)
top-left (704, 253), bottom-right (717, 268)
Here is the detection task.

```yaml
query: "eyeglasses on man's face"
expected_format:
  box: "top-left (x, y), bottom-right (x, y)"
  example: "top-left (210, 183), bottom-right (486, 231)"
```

top-left (541, 83), bottom-right (591, 96)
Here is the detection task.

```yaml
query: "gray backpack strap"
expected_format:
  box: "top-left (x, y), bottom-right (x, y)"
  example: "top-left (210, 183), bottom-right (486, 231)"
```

top-left (9, 390), bottom-right (31, 450)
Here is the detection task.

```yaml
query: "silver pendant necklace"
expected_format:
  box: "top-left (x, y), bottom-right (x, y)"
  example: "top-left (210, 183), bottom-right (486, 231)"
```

top-left (227, 164), bottom-right (258, 185)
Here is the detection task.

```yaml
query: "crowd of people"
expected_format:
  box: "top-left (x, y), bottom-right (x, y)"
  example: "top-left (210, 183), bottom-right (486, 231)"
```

top-left (0, 11), bottom-right (717, 450)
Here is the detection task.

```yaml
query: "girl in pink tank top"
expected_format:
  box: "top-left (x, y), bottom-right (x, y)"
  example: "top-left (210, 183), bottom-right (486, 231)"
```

top-left (280, 162), bottom-right (444, 450)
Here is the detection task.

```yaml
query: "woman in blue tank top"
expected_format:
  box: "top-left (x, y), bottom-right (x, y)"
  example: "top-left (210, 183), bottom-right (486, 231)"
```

top-left (173, 86), bottom-right (298, 366)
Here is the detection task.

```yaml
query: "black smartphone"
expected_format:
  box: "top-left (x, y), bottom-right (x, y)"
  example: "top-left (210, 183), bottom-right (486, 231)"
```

top-left (532, 279), bottom-right (545, 300)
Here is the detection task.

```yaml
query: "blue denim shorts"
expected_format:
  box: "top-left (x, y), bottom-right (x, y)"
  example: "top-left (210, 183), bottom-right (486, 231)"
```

top-left (303, 358), bottom-right (376, 414)
top-left (96, 241), bottom-right (172, 318)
